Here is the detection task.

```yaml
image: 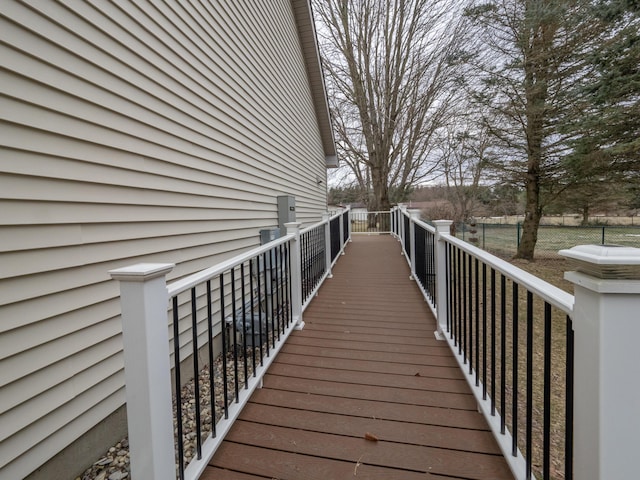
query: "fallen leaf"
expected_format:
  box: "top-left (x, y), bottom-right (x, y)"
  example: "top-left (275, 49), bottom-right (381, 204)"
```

top-left (364, 432), bottom-right (379, 442)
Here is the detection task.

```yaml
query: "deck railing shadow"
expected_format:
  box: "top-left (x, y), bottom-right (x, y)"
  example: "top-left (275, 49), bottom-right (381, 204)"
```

top-left (110, 205), bottom-right (640, 480)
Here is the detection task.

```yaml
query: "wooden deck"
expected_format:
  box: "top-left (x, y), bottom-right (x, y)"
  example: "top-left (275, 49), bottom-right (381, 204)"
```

top-left (202, 235), bottom-right (513, 480)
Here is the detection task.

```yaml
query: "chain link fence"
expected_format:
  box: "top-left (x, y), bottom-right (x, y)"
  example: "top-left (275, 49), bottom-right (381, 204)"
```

top-left (454, 223), bottom-right (640, 258)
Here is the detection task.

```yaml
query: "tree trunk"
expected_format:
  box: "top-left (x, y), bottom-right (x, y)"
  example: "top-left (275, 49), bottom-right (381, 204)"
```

top-left (369, 166), bottom-right (390, 211)
top-left (516, 151), bottom-right (544, 259)
top-left (516, 191), bottom-right (541, 260)
top-left (515, 0), bottom-right (553, 261)
top-left (580, 204), bottom-right (589, 226)
top-left (370, 165), bottom-right (391, 230)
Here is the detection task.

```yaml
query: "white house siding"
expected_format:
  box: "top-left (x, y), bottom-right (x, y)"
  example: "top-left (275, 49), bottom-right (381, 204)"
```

top-left (0, 1), bottom-right (331, 478)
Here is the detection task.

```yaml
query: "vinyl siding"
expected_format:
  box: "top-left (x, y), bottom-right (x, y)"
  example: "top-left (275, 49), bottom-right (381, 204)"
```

top-left (0, 0), bottom-right (330, 477)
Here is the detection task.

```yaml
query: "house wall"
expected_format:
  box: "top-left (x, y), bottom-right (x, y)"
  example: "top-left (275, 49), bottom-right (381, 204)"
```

top-left (0, 1), bottom-right (329, 478)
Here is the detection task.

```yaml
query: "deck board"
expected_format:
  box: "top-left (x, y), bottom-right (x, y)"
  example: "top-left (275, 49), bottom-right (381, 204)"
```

top-left (206, 235), bottom-right (513, 480)
top-left (274, 351), bottom-right (464, 379)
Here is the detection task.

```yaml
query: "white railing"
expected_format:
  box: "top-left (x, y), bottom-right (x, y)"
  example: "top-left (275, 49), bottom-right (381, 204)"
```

top-left (109, 209), bottom-right (351, 480)
top-left (392, 205), bottom-right (640, 480)
top-left (349, 210), bottom-right (392, 234)
top-left (300, 208), bottom-right (351, 310)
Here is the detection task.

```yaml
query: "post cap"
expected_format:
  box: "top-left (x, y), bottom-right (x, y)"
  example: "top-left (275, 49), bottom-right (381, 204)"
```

top-left (559, 244), bottom-right (640, 280)
top-left (109, 263), bottom-right (175, 282)
top-left (284, 222), bottom-right (302, 234)
top-left (432, 220), bottom-right (453, 234)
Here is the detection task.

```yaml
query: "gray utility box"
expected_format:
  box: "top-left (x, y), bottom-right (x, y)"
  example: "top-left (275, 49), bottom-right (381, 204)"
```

top-left (234, 312), bottom-right (268, 349)
top-left (257, 227), bottom-right (281, 296)
top-left (277, 195), bottom-right (296, 233)
top-left (259, 227), bottom-right (280, 245)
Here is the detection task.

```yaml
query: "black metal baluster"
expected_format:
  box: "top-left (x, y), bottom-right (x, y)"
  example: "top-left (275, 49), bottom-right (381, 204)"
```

top-left (240, 263), bottom-right (248, 389)
top-left (500, 274), bottom-right (506, 434)
top-left (312, 229), bottom-right (317, 292)
top-left (445, 243), bottom-right (451, 333)
top-left (274, 244), bottom-right (282, 338)
top-left (269, 248), bottom-right (277, 344)
top-left (308, 230), bottom-right (314, 295)
top-left (249, 261), bottom-right (257, 376)
top-left (463, 251), bottom-right (467, 362)
top-left (219, 275), bottom-right (229, 419)
top-left (482, 262), bottom-right (487, 398)
top-left (284, 242), bottom-right (291, 327)
top-left (491, 268), bottom-right (496, 414)
top-left (475, 258), bottom-right (480, 385)
top-left (307, 230), bottom-right (313, 293)
top-left (566, 316), bottom-right (575, 480)
top-left (543, 302), bottom-right (552, 479)
top-left (172, 296), bottom-right (185, 480)
top-left (453, 245), bottom-right (459, 343)
top-left (318, 227), bottom-right (323, 285)
top-left (526, 291), bottom-right (533, 478)
top-left (468, 254), bottom-right (474, 375)
top-left (206, 280), bottom-right (216, 437)
top-left (256, 257), bottom-right (265, 362)
top-left (276, 244), bottom-right (286, 335)
top-left (190, 287), bottom-right (202, 459)
top-left (301, 233), bottom-right (307, 301)
top-left (457, 248), bottom-right (462, 352)
top-left (263, 251), bottom-right (272, 354)
top-left (311, 228), bottom-right (316, 288)
top-left (312, 229), bottom-right (317, 291)
top-left (512, 282), bottom-right (519, 456)
top-left (430, 231), bottom-right (436, 303)
top-left (304, 231), bottom-right (310, 297)
top-left (230, 268), bottom-right (239, 403)
top-left (511, 282), bottom-right (518, 457)
top-left (311, 229), bottom-right (317, 290)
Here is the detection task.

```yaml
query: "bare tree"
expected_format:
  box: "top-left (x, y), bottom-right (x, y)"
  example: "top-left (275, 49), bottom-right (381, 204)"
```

top-left (314, 0), bottom-right (469, 212)
top-left (436, 115), bottom-right (494, 222)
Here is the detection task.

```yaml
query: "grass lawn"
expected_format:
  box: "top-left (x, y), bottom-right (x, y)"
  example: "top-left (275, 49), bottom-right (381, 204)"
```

top-left (468, 224), bottom-right (640, 259)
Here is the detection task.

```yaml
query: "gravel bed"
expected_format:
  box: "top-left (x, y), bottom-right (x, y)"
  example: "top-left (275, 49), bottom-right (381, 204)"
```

top-left (76, 347), bottom-right (263, 480)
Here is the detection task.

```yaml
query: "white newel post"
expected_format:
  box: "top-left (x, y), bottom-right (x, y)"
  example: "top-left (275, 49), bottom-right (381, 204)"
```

top-left (397, 205), bottom-right (405, 253)
top-left (109, 263), bottom-right (176, 480)
top-left (338, 211), bottom-right (345, 253)
top-left (390, 206), bottom-right (396, 236)
top-left (408, 210), bottom-right (421, 279)
top-left (559, 245), bottom-right (640, 480)
top-left (433, 220), bottom-right (453, 340)
top-left (323, 213), bottom-right (333, 278)
top-left (285, 222), bottom-right (305, 330)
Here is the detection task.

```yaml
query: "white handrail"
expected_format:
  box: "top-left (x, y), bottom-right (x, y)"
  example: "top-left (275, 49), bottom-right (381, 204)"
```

top-left (414, 217), bottom-right (436, 234)
top-left (300, 218), bottom-right (328, 235)
top-left (167, 233), bottom-right (294, 297)
top-left (442, 233), bottom-right (574, 315)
